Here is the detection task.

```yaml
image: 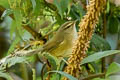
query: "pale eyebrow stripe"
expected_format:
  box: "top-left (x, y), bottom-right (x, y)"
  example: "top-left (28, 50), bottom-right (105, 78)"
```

top-left (63, 22), bottom-right (73, 29)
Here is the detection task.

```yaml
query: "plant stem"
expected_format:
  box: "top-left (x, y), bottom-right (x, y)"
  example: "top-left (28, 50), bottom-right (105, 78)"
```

top-left (20, 63), bottom-right (29, 80)
top-left (102, 10), bottom-right (107, 73)
top-left (80, 73), bottom-right (105, 80)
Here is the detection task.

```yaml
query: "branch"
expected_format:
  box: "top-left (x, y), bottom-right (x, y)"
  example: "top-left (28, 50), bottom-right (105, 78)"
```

top-left (0, 47), bottom-right (42, 66)
top-left (43, 0), bottom-right (57, 11)
top-left (80, 73), bottom-right (105, 80)
top-left (23, 25), bottom-right (42, 39)
top-left (102, 3), bottom-right (107, 73)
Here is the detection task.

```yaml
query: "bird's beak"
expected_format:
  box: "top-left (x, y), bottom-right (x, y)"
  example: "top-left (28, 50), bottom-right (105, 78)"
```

top-left (72, 20), bottom-right (78, 27)
top-left (74, 19), bottom-right (78, 24)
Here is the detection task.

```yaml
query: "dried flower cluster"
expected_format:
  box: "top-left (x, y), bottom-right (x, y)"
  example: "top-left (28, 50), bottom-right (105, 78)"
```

top-left (63, 0), bottom-right (106, 79)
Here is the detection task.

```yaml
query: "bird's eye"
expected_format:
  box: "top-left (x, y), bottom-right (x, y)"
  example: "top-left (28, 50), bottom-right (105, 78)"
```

top-left (64, 25), bottom-right (71, 30)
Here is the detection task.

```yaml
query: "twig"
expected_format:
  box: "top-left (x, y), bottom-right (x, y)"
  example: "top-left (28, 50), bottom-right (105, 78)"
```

top-left (23, 25), bottom-right (42, 39)
top-left (102, 6), bottom-right (107, 73)
top-left (0, 48), bottom-right (41, 65)
top-left (80, 73), bottom-right (105, 80)
top-left (43, 0), bottom-right (57, 11)
top-left (103, 12), bottom-right (107, 38)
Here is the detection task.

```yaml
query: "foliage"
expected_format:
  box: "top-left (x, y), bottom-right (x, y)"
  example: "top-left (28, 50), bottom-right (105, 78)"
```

top-left (81, 50), bottom-right (120, 65)
top-left (45, 71), bottom-right (77, 80)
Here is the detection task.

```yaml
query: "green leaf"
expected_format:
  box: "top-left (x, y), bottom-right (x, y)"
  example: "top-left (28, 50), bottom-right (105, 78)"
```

top-left (34, 0), bottom-right (41, 15)
top-left (32, 68), bottom-right (36, 80)
top-left (0, 57), bottom-right (27, 71)
top-left (69, 5), bottom-right (80, 20)
top-left (92, 78), bottom-right (105, 80)
top-left (13, 9), bottom-right (22, 28)
top-left (6, 56), bottom-right (26, 67)
top-left (43, 53), bottom-right (58, 70)
top-left (106, 62), bottom-right (120, 77)
top-left (76, 3), bottom-right (85, 19)
top-left (45, 71), bottom-right (77, 80)
top-left (60, 0), bottom-right (69, 13)
top-left (91, 34), bottom-right (111, 50)
top-left (53, 0), bottom-right (63, 18)
top-left (9, 8), bottom-right (22, 39)
top-left (53, 0), bottom-right (70, 19)
top-left (10, 20), bottom-right (16, 39)
top-left (106, 0), bottom-right (110, 13)
top-left (107, 75), bottom-right (120, 80)
top-left (108, 17), bottom-right (119, 34)
top-left (13, 8), bottom-right (24, 39)
top-left (0, 0), bottom-right (10, 8)
top-left (30, 0), bottom-right (36, 11)
top-left (50, 73), bottom-right (60, 80)
top-left (7, 36), bottom-right (20, 55)
top-left (0, 72), bottom-right (13, 80)
top-left (67, 1), bottom-right (71, 15)
top-left (80, 50), bottom-right (120, 65)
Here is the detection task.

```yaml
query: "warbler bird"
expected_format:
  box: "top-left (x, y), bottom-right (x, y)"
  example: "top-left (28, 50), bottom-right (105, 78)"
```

top-left (38, 21), bottom-right (78, 58)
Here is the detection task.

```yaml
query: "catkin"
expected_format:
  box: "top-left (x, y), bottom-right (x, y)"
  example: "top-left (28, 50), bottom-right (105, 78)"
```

top-left (63, 0), bottom-right (106, 80)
